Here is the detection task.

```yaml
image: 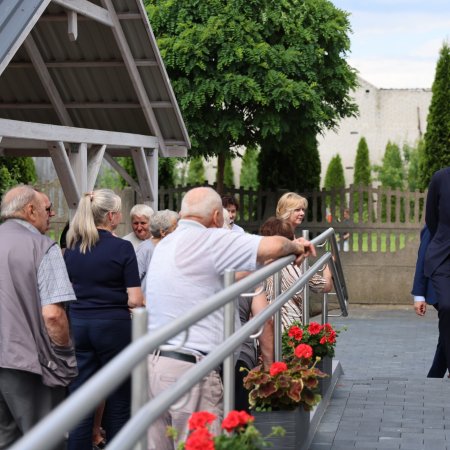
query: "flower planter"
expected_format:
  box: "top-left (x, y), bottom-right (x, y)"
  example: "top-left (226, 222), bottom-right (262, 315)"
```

top-left (317, 356), bottom-right (332, 396)
top-left (253, 408), bottom-right (310, 450)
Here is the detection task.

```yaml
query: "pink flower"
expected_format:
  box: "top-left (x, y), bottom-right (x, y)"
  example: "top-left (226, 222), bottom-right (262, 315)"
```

top-left (294, 343), bottom-right (313, 359)
top-left (269, 361), bottom-right (288, 377)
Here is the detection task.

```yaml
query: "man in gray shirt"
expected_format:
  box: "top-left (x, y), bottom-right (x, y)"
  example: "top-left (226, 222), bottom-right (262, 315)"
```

top-left (146, 186), bottom-right (314, 450)
top-left (0, 185), bottom-right (77, 449)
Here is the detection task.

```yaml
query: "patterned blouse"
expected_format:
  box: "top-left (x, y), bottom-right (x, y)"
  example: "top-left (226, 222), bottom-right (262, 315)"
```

top-left (265, 264), bottom-right (327, 330)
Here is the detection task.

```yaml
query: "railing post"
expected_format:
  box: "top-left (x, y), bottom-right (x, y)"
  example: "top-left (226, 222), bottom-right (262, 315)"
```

top-left (302, 229), bottom-right (310, 325)
top-left (321, 293), bottom-right (329, 325)
top-left (131, 308), bottom-right (148, 450)
top-left (223, 269), bottom-right (236, 416)
top-left (273, 271), bottom-right (282, 361)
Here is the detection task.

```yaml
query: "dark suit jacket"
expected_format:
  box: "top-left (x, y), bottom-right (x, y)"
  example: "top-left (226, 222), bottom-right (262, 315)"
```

top-left (412, 226), bottom-right (436, 304)
top-left (424, 167), bottom-right (450, 278)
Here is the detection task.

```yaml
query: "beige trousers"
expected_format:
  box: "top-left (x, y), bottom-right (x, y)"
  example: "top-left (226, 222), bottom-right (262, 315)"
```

top-left (147, 354), bottom-right (223, 450)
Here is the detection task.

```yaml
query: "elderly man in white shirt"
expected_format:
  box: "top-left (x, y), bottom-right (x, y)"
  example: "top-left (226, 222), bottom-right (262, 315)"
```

top-left (145, 187), bottom-right (314, 450)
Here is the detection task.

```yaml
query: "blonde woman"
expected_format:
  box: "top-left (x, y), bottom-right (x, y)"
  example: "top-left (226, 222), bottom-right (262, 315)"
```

top-left (64, 189), bottom-right (143, 450)
top-left (276, 192), bottom-right (308, 235)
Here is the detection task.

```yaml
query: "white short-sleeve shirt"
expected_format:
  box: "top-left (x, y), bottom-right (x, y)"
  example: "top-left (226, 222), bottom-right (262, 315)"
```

top-left (146, 219), bottom-right (262, 354)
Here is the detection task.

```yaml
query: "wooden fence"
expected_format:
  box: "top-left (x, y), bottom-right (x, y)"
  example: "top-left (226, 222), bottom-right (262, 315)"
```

top-left (37, 181), bottom-right (426, 253)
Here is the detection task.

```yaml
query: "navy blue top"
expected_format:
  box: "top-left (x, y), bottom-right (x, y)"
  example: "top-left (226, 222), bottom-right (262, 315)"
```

top-left (64, 229), bottom-right (140, 320)
top-left (425, 167), bottom-right (450, 277)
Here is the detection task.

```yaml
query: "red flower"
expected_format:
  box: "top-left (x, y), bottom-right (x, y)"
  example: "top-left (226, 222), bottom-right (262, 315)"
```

top-left (308, 322), bottom-right (322, 335)
top-left (185, 427), bottom-right (215, 450)
top-left (269, 361), bottom-right (288, 377)
top-left (222, 410), bottom-right (254, 432)
top-left (288, 325), bottom-right (303, 340)
top-left (294, 343), bottom-right (313, 359)
top-left (327, 331), bottom-right (336, 344)
top-left (188, 411), bottom-right (217, 430)
top-left (324, 323), bottom-right (334, 333)
top-left (319, 336), bottom-right (327, 344)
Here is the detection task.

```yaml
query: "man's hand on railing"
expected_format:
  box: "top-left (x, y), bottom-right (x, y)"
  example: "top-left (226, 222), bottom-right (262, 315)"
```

top-left (293, 237), bottom-right (316, 266)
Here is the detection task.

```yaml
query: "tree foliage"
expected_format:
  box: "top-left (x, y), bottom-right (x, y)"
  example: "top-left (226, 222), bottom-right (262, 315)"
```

top-left (146, 0), bottom-right (357, 192)
top-left (374, 141), bottom-right (404, 189)
top-left (186, 156), bottom-right (206, 185)
top-left (403, 139), bottom-right (425, 192)
top-left (0, 157), bottom-right (36, 196)
top-left (353, 137), bottom-right (371, 186)
top-left (324, 154), bottom-right (345, 190)
top-left (221, 156), bottom-right (235, 187)
top-left (240, 146), bottom-right (259, 190)
top-left (420, 42), bottom-right (450, 189)
top-left (258, 130), bottom-right (321, 192)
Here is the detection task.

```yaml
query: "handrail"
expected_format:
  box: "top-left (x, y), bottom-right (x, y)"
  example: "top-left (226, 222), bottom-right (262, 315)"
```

top-left (10, 227), bottom-right (348, 450)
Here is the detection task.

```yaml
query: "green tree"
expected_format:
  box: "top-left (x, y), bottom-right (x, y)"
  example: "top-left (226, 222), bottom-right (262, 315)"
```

top-left (375, 141), bottom-right (405, 222)
top-left (240, 146), bottom-right (259, 190)
top-left (353, 137), bottom-right (371, 217)
top-left (403, 139), bottom-right (424, 192)
top-left (258, 130), bottom-right (321, 192)
top-left (324, 154), bottom-right (345, 190)
top-left (0, 156), bottom-right (37, 196)
top-left (221, 156), bottom-right (235, 187)
top-left (375, 141), bottom-right (404, 189)
top-left (186, 156), bottom-right (206, 185)
top-left (420, 42), bottom-right (450, 189)
top-left (146, 0), bottom-right (357, 194)
top-left (353, 137), bottom-right (371, 186)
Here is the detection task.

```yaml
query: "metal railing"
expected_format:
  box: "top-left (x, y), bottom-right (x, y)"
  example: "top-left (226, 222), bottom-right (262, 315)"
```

top-left (11, 228), bottom-right (348, 450)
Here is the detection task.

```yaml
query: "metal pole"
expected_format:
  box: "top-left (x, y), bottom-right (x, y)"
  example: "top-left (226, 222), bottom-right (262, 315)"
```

top-left (273, 271), bottom-right (282, 361)
top-left (302, 229), bottom-right (310, 325)
top-left (223, 269), bottom-right (235, 416)
top-left (131, 308), bottom-right (148, 450)
top-left (321, 293), bottom-right (329, 326)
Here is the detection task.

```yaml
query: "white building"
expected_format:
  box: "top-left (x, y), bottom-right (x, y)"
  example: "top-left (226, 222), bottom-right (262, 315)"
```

top-left (318, 77), bottom-right (432, 186)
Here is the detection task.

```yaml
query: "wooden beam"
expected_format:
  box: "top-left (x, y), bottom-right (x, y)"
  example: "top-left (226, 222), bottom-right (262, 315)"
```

top-left (103, 153), bottom-right (141, 194)
top-left (0, 118), bottom-right (159, 149)
top-left (52, 0), bottom-right (113, 27)
top-left (47, 141), bottom-right (80, 208)
top-left (87, 145), bottom-right (106, 191)
top-left (131, 147), bottom-right (154, 203)
top-left (100, 0), bottom-right (167, 156)
top-left (69, 143), bottom-right (88, 193)
top-left (67, 11), bottom-right (78, 41)
top-left (23, 36), bottom-right (73, 126)
top-left (0, 101), bottom-right (173, 109)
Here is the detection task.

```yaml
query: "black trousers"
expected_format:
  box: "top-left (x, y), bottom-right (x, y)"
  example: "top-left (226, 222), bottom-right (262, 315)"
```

top-left (430, 255), bottom-right (450, 377)
top-left (0, 368), bottom-right (66, 450)
top-left (427, 304), bottom-right (447, 377)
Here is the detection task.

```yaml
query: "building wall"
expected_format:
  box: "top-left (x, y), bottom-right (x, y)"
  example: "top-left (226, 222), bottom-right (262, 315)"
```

top-left (318, 77), bottom-right (432, 186)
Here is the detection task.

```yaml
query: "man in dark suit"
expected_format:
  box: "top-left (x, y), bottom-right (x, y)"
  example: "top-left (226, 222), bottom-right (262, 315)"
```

top-left (424, 167), bottom-right (450, 376)
top-left (412, 225), bottom-right (446, 377)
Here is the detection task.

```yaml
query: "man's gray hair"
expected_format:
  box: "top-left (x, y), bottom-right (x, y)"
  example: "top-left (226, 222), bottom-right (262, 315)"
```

top-left (150, 210), bottom-right (179, 238)
top-left (1, 185), bottom-right (37, 220)
top-left (130, 204), bottom-right (154, 220)
top-left (180, 187), bottom-right (222, 220)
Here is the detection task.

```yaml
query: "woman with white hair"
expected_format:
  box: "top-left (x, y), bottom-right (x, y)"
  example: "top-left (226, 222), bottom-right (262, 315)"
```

top-left (64, 189), bottom-right (143, 450)
top-left (123, 204), bottom-right (154, 249)
top-left (136, 209), bottom-right (179, 291)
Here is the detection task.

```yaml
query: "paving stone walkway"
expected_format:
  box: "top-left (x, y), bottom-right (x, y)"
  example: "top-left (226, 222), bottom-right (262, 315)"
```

top-left (310, 305), bottom-right (450, 450)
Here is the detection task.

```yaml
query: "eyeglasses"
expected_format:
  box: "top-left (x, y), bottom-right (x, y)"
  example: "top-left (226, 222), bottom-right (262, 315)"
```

top-left (45, 204), bottom-right (53, 214)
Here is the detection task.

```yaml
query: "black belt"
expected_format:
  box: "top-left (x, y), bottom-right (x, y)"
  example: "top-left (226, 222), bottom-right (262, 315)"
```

top-left (159, 350), bottom-right (197, 364)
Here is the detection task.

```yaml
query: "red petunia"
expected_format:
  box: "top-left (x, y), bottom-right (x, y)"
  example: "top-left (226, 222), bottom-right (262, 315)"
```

top-left (269, 361), bottom-right (288, 377)
top-left (188, 411), bottom-right (217, 430)
top-left (327, 331), bottom-right (336, 344)
top-left (185, 427), bottom-right (215, 450)
top-left (323, 323), bottom-right (334, 333)
top-left (319, 336), bottom-right (327, 344)
top-left (308, 322), bottom-right (322, 335)
top-left (222, 410), bottom-right (254, 432)
top-left (294, 343), bottom-right (313, 359)
top-left (288, 325), bottom-right (303, 341)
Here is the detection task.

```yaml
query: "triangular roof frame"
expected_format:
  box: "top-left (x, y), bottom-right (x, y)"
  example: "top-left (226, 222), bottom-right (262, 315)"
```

top-left (0, 0), bottom-right (190, 211)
